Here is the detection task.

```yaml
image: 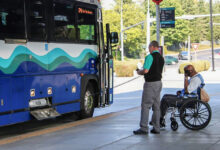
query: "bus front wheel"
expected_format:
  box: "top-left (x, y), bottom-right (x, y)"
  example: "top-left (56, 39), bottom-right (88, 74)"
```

top-left (80, 84), bottom-right (95, 119)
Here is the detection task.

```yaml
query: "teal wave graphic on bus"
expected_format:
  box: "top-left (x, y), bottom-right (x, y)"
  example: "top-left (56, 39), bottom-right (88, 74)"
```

top-left (0, 45), bottom-right (97, 74)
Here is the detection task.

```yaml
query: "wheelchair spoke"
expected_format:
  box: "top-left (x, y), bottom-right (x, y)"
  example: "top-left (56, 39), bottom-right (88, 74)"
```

top-left (199, 113), bottom-right (209, 116)
top-left (199, 110), bottom-right (208, 114)
top-left (196, 117), bottom-right (202, 125)
top-left (193, 118), bottom-right (197, 126)
top-left (197, 103), bottom-right (202, 111)
top-left (198, 117), bottom-right (205, 124)
top-left (186, 108), bottom-right (194, 114)
top-left (198, 108), bottom-right (208, 113)
top-left (186, 116), bottom-right (193, 122)
top-left (199, 116), bottom-right (208, 121)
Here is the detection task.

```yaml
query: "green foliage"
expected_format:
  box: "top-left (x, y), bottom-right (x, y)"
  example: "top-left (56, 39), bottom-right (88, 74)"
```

top-left (103, 1), bottom-right (146, 59)
top-left (102, 0), bottom-right (220, 57)
top-left (178, 60), bottom-right (211, 74)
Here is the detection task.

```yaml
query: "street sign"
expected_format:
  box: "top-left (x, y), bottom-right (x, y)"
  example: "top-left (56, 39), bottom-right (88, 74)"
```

top-left (192, 43), bottom-right (199, 51)
top-left (152, 0), bottom-right (163, 5)
top-left (192, 43), bottom-right (199, 61)
top-left (160, 7), bottom-right (175, 28)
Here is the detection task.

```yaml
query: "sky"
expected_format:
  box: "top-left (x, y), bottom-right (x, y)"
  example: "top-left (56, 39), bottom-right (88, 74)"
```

top-left (101, 0), bottom-right (115, 9)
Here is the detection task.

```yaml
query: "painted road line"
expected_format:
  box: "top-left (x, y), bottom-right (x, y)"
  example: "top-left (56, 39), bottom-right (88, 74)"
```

top-left (0, 106), bottom-right (140, 146)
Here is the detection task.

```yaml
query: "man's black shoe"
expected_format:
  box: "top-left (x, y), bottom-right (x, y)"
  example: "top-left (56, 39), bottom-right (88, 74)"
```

top-left (150, 128), bottom-right (160, 134)
top-left (149, 121), bottom-right (153, 126)
top-left (133, 129), bottom-right (148, 135)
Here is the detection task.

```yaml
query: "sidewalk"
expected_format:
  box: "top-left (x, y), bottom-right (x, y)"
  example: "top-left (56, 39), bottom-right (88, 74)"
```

top-left (114, 68), bottom-right (220, 91)
top-left (0, 68), bottom-right (220, 150)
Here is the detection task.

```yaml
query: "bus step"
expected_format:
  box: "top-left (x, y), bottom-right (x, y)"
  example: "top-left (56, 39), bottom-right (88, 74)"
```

top-left (30, 108), bottom-right (60, 120)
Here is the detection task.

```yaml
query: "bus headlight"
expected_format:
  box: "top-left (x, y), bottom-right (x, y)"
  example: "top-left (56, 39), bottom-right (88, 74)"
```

top-left (30, 89), bottom-right (35, 97)
top-left (48, 87), bottom-right (52, 95)
top-left (72, 86), bottom-right (76, 93)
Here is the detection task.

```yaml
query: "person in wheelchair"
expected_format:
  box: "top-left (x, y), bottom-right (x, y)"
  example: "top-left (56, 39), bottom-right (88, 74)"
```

top-left (160, 65), bottom-right (204, 127)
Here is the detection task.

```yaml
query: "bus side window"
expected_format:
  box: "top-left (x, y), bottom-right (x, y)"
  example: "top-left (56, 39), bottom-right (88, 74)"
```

top-left (53, 1), bottom-right (76, 42)
top-left (28, 0), bottom-right (47, 41)
top-left (0, 0), bottom-right (25, 39)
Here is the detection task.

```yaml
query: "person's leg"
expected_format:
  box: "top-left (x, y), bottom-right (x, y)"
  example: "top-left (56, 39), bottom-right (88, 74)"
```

top-left (139, 82), bottom-right (154, 132)
top-left (151, 81), bottom-right (162, 133)
top-left (160, 94), bottom-right (179, 119)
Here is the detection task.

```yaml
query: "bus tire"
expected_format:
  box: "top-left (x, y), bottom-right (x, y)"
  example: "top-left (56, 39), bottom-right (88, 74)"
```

top-left (80, 83), bottom-right (95, 119)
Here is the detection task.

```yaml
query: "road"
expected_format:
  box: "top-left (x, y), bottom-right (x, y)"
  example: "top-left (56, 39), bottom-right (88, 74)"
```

top-left (166, 49), bottom-right (220, 69)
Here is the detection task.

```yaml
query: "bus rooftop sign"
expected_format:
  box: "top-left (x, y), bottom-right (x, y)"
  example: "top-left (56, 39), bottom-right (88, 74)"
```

top-left (152, 0), bottom-right (163, 5)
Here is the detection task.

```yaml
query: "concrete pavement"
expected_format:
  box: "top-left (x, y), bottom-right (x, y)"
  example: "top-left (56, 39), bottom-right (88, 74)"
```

top-left (0, 67), bottom-right (220, 150)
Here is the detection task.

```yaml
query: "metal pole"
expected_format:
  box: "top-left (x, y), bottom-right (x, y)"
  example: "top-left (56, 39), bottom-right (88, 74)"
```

top-left (161, 36), bottom-right (165, 72)
top-left (120, 0), bottom-right (124, 61)
top-left (188, 36), bottom-right (191, 61)
top-left (146, 0), bottom-right (150, 52)
top-left (156, 4), bottom-right (160, 44)
top-left (210, 0), bottom-right (215, 71)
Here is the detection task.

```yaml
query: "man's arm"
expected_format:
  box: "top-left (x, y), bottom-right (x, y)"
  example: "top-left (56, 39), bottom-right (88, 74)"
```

top-left (137, 54), bottom-right (153, 76)
top-left (184, 77), bottom-right (189, 93)
top-left (187, 77), bottom-right (202, 94)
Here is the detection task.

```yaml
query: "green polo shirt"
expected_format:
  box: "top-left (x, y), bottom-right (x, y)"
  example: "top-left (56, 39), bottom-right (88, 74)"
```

top-left (143, 50), bottom-right (159, 70)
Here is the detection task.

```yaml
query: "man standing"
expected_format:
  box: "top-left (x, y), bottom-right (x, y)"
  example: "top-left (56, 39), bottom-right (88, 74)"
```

top-left (133, 41), bottom-right (164, 134)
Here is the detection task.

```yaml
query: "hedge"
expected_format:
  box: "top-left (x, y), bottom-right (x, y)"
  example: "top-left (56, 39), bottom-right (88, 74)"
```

top-left (179, 60), bottom-right (211, 74)
top-left (114, 59), bottom-right (144, 77)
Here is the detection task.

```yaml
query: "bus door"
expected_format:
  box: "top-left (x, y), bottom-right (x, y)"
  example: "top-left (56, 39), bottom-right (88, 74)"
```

top-left (105, 24), bottom-right (114, 105)
top-left (97, 9), bottom-right (106, 107)
top-left (97, 10), bottom-right (118, 106)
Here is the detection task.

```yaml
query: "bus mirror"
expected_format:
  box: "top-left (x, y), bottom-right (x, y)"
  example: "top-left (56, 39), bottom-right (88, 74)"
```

top-left (110, 32), bottom-right (118, 44)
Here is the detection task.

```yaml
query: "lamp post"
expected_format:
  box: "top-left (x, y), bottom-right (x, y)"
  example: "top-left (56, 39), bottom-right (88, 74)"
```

top-left (146, 0), bottom-right (150, 52)
top-left (156, 4), bottom-right (160, 44)
top-left (120, 0), bottom-right (124, 61)
top-left (209, 0), bottom-right (215, 71)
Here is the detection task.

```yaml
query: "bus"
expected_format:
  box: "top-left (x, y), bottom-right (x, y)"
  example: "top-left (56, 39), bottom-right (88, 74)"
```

top-left (0, 0), bottom-right (118, 126)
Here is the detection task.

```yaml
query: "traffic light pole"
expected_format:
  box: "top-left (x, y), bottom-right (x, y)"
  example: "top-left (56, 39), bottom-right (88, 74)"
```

top-left (156, 4), bottom-right (160, 44)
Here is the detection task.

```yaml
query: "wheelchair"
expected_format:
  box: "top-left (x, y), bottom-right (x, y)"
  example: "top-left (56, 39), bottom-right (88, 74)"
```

top-left (165, 89), bottom-right (212, 131)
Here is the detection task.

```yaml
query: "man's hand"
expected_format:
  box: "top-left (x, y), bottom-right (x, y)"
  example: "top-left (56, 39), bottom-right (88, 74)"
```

top-left (137, 69), bottom-right (148, 75)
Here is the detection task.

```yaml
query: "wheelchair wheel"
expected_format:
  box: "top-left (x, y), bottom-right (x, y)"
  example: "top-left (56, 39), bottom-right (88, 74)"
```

top-left (180, 100), bottom-right (212, 130)
top-left (171, 120), bottom-right (178, 131)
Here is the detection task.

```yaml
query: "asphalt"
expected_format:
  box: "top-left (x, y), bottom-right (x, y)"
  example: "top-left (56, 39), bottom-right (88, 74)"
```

top-left (0, 67), bottom-right (220, 150)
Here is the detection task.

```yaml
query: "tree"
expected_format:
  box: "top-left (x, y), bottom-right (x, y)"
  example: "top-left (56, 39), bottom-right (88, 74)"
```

top-left (103, 0), bottom-right (146, 58)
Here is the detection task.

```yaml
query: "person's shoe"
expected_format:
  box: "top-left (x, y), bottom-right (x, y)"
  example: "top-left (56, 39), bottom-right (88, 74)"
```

top-left (160, 118), bottom-right (166, 128)
top-left (133, 129), bottom-right (148, 135)
top-left (149, 121), bottom-right (153, 126)
top-left (150, 128), bottom-right (160, 134)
